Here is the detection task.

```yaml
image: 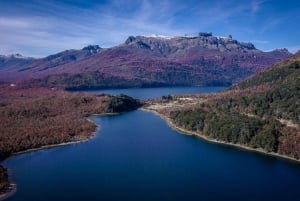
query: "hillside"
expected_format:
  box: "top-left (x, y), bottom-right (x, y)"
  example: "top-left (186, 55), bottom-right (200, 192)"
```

top-left (0, 86), bottom-right (142, 160)
top-left (0, 33), bottom-right (290, 89)
top-left (0, 85), bottom-right (142, 193)
top-left (144, 51), bottom-right (300, 160)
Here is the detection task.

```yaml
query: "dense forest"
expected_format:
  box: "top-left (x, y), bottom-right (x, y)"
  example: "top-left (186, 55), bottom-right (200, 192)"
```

top-left (150, 52), bottom-right (300, 160)
top-left (0, 85), bottom-right (142, 194)
top-left (20, 70), bottom-right (232, 91)
top-left (21, 72), bottom-right (170, 90)
top-left (0, 166), bottom-right (9, 194)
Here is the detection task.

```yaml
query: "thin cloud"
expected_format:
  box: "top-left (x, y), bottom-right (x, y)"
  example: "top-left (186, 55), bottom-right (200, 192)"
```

top-left (0, 0), bottom-right (186, 56)
top-left (285, 45), bottom-right (300, 54)
top-left (0, 0), bottom-right (299, 57)
top-left (0, 17), bottom-right (32, 28)
top-left (260, 17), bottom-right (285, 34)
top-left (251, 40), bottom-right (269, 44)
top-left (250, 0), bottom-right (265, 13)
top-left (189, 0), bottom-right (264, 32)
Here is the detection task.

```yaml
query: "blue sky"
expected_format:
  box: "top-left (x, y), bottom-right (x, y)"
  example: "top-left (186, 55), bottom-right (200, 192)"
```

top-left (0, 0), bottom-right (299, 57)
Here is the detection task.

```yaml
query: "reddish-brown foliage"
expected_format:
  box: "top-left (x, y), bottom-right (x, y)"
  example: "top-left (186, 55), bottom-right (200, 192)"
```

top-left (0, 86), bottom-right (117, 159)
top-left (0, 85), bottom-right (142, 193)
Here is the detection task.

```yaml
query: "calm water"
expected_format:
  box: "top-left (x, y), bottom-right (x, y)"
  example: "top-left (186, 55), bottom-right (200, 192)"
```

top-left (3, 87), bottom-right (300, 201)
top-left (73, 86), bottom-right (226, 99)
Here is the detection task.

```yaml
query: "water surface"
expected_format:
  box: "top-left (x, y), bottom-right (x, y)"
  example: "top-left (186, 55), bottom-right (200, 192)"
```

top-left (3, 87), bottom-right (300, 201)
top-left (74, 86), bottom-right (226, 99)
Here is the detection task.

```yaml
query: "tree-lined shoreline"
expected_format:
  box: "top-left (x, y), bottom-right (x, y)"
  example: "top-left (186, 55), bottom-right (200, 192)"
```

top-left (0, 86), bottom-right (142, 197)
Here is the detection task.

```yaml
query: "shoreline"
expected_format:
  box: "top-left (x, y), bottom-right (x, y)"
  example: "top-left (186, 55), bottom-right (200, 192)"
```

top-left (0, 184), bottom-right (16, 201)
top-left (0, 111), bottom-right (127, 200)
top-left (142, 108), bottom-right (300, 164)
top-left (7, 113), bottom-right (119, 157)
top-left (0, 117), bottom-right (101, 200)
top-left (12, 116), bottom-right (103, 157)
top-left (12, 138), bottom-right (91, 157)
top-left (0, 139), bottom-right (92, 200)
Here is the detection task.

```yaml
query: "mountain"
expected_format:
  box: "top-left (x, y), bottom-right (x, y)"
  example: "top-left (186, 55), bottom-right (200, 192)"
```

top-left (0, 54), bottom-right (34, 70)
top-left (0, 45), bottom-right (102, 82)
top-left (0, 33), bottom-right (291, 89)
top-left (148, 51), bottom-right (300, 160)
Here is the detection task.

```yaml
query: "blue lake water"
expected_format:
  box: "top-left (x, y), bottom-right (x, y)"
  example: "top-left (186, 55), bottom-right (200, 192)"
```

top-left (72, 86), bottom-right (226, 99)
top-left (3, 87), bottom-right (300, 201)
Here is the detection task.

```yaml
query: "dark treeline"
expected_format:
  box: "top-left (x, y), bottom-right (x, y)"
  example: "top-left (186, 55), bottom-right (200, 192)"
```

top-left (169, 55), bottom-right (300, 159)
top-left (21, 70), bottom-right (231, 91)
top-left (0, 166), bottom-right (9, 194)
top-left (171, 105), bottom-right (280, 153)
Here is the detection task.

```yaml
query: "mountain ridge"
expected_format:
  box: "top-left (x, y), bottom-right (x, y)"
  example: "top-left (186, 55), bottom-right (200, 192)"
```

top-left (0, 33), bottom-right (291, 89)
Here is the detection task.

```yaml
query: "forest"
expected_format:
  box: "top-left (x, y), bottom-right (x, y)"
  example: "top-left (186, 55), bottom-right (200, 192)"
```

top-left (20, 68), bottom-right (232, 91)
top-left (157, 53), bottom-right (300, 160)
top-left (0, 85), bottom-right (142, 193)
top-left (0, 166), bottom-right (9, 194)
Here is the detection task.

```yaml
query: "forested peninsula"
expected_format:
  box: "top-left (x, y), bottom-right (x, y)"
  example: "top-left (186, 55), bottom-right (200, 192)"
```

top-left (0, 86), bottom-right (142, 196)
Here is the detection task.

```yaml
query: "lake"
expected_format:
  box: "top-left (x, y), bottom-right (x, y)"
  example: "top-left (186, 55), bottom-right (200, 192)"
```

top-left (3, 87), bottom-right (300, 201)
top-left (72, 86), bottom-right (226, 100)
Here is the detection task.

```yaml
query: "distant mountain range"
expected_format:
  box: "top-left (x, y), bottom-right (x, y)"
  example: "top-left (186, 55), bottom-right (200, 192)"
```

top-left (0, 32), bottom-right (291, 89)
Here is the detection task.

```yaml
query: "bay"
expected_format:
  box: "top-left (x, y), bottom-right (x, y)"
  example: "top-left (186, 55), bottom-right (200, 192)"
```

top-left (3, 87), bottom-right (300, 201)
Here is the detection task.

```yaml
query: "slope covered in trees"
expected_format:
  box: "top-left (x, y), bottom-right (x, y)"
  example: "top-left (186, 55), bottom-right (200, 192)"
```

top-left (0, 86), bottom-right (142, 159)
top-left (0, 85), bottom-right (142, 194)
top-left (146, 52), bottom-right (300, 160)
top-left (0, 166), bottom-right (9, 194)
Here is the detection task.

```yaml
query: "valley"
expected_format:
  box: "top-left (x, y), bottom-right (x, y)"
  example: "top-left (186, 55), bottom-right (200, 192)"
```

top-left (0, 34), bottom-right (299, 200)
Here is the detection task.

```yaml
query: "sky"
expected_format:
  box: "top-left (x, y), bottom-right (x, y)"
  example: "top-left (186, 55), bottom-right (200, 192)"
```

top-left (0, 0), bottom-right (299, 57)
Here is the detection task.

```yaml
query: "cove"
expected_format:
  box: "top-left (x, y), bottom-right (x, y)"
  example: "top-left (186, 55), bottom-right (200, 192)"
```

top-left (3, 87), bottom-right (300, 201)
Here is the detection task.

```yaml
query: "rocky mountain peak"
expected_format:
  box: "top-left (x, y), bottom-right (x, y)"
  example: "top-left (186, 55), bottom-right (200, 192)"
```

top-left (82, 45), bottom-right (102, 54)
top-left (0, 33), bottom-right (292, 87)
top-left (0, 53), bottom-right (33, 60)
top-left (198, 32), bottom-right (213, 37)
top-left (11, 53), bottom-right (25, 58)
top-left (123, 32), bottom-right (259, 56)
top-left (271, 48), bottom-right (290, 53)
top-left (125, 36), bottom-right (137, 44)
